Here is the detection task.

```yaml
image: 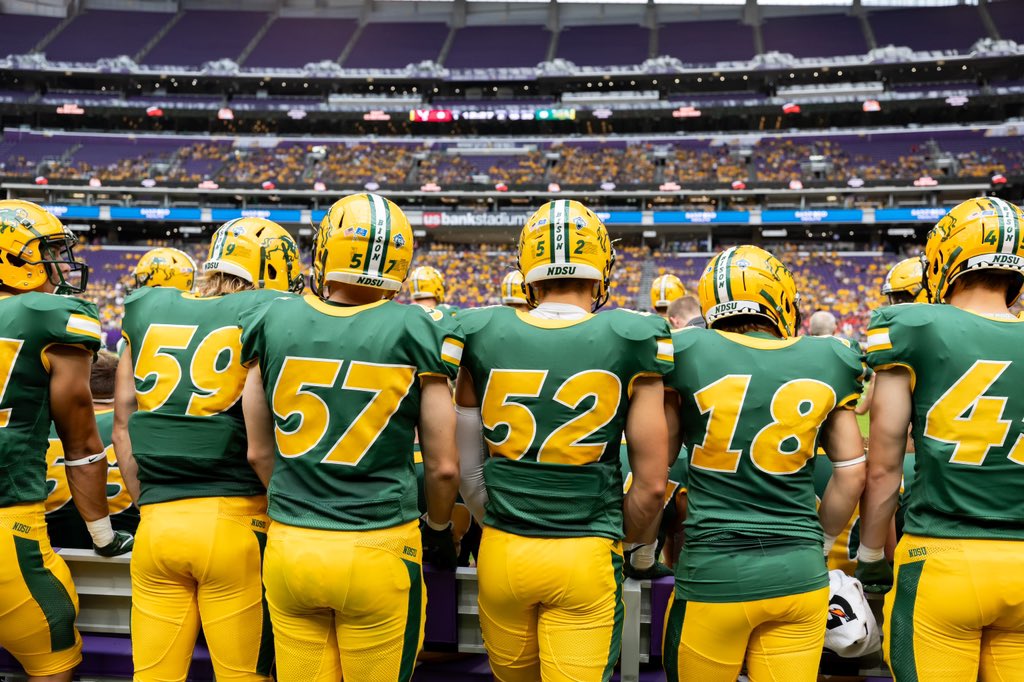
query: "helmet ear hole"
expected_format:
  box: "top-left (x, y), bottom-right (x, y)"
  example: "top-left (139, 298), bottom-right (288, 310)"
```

top-left (267, 264), bottom-right (278, 281)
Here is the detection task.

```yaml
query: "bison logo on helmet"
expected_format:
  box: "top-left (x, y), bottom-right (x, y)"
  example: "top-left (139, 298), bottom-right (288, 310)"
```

top-left (0, 207), bottom-right (29, 233)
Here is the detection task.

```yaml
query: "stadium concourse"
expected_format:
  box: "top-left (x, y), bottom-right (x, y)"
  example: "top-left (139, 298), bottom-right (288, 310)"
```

top-left (76, 240), bottom-right (890, 348)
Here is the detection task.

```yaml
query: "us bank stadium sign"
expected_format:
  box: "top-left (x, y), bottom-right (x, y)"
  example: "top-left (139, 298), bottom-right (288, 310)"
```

top-left (420, 212), bottom-right (530, 228)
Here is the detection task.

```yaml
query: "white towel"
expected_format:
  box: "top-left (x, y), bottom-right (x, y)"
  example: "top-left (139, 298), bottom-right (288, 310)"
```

top-left (824, 569), bottom-right (882, 658)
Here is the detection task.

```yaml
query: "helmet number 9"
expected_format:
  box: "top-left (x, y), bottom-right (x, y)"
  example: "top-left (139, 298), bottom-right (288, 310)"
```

top-left (690, 375), bottom-right (836, 475)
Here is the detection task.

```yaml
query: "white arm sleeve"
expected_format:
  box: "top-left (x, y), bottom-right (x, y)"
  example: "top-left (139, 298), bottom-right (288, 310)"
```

top-left (455, 404), bottom-right (489, 523)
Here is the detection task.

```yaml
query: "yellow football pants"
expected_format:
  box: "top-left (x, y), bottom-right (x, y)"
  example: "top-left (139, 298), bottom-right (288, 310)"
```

top-left (884, 533), bottom-right (1024, 682)
top-left (477, 526), bottom-right (624, 682)
top-left (263, 519), bottom-right (425, 682)
top-left (130, 496), bottom-right (272, 682)
top-left (0, 502), bottom-right (82, 677)
top-left (662, 587), bottom-right (829, 682)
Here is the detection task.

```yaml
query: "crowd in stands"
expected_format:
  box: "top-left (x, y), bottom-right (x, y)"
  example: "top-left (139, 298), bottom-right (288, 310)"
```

top-left (7, 134), bottom-right (1023, 187)
top-left (77, 239), bottom-right (892, 346)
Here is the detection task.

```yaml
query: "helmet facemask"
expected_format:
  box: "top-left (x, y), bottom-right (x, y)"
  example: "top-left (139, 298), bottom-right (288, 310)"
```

top-left (26, 234), bottom-right (89, 295)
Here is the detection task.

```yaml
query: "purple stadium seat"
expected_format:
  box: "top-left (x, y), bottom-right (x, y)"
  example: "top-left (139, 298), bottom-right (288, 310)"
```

top-left (245, 17), bottom-right (357, 68)
top-left (444, 25), bottom-right (549, 69)
top-left (343, 22), bottom-right (447, 69)
top-left (45, 10), bottom-right (171, 62)
top-left (988, 0), bottom-right (1024, 43)
top-left (556, 24), bottom-right (650, 66)
top-left (143, 10), bottom-right (268, 67)
top-left (0, 13), bottom-right (61, 57)
top-left (659, 20), bottom-right (755, 64)
top-left (869, 5), bottom-right (987, 53)
top-left (762, 13), bottom-right (867, 58)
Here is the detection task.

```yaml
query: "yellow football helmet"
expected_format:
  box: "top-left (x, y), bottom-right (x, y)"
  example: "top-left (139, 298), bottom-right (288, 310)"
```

top-left (650, 274), bottom-right (686, 311)
top-left (408, 265), bottom-right (445, 303)
top-left (517, 199), bottom-right (614, 310)
top-left (501, 270), bottom-right (528, 306)
top-left (698, 245), bottom-right (800, 338)
top-left (132, 247), bottom-right (197, 292)
top-left (204, 217), bottom-right (303, 293)
top-left (924, 196), bottom-right (1024, 304)
top-left (881, 257), bottom-right (927, 304)
top-left (312, 193), bottom-right (413, 299)
top-left (0, 199), bottom-right (87, 294)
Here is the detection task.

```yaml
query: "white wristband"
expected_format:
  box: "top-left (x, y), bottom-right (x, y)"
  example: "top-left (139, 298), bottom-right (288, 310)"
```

top-left (86, 516), bottom-right (115, 547)
top-left (833, 454), bottom-right (867, 468)
top-left (857, 544), bottom-right (885, 563)
top-left (823, 533), bottom-right (837, 556)
top-left (65, 452), bottom-right (106, 467)
top-left (424, 515), bottom-right (451, 532)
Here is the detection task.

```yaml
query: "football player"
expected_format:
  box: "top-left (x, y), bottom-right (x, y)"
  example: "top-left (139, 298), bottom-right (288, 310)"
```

top-left (650, 273), bottom-right (686, 318)
top-left (662, 245), bottom-right (865, 682)
top-left (859, 196), bottom-right (1024, 680)
top-left (500, 270), bottom-right (530, 311)
top-left (455, 199), bottom-right (671, 681)
top-left (45, 350), bottom-right (139, 548)
top-left (409, 264), bottom-right (458, 316)
top-left (113, 217), bottom-right (303, 682)
top-left (240, 193), bottom-right (461, 682)
top-left (0, 200), bottom-right (132, 682)
top-left (131, 247), bottom-right (197, 292)
top-left (666, 294), bottom-right (701, 329)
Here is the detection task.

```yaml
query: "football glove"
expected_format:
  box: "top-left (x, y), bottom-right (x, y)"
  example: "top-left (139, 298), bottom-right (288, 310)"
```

top-left (94, 530), bottom-right (134, 557)
top-left (855, 558), bottom-right (894, 594)
top-left (420, 519), bottom-right (457, 571)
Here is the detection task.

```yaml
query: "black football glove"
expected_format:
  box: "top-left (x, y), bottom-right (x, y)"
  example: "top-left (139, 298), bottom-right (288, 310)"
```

top-left (420, 519), bottom-right (457, 571)
top-left (855, 558), bottom-right (894, 594)
top-left (94, 530), bottom-right (134, 557)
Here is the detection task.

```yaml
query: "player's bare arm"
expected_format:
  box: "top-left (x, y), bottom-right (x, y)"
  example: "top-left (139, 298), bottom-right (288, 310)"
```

top-left (112, 349), bottom-right (141, 504)
top-left (48, 344), bottom-right (108, 522)
top-left (242, 364), bottom-right (275, 488)
top-left (623, 375), bottom-right (669, 544)
top-left (420, 375), bottom-right (460, 528)
top-left (818, 407), bottom-right (867, 546)
top-left (861, 367), bottom-right (913, 555)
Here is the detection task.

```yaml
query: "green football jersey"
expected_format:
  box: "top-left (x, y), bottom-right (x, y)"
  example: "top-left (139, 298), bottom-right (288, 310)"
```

top-left (0, 292), bottom-right (102, 508)
top-left (459, 306), bottom-right (674, 540)
top-left (436, 303), bottom-right (459, 318)
top-left (240, 296), bottom-right (463, 531)
top-left (667, 328), bottom-right (863, 601)
top-left (121, 287), bottom-right (291, 506)
top-left (866, 304), bottom-right (1024, 540)
top-left (45, 409), bottom-right (139, 548)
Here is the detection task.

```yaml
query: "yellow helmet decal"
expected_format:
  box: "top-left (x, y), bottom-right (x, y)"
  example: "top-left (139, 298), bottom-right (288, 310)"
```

top-left (650, 274), bottom-right (686, 310)
top-left (133, 247), bottom-right (197, 292)
top-left (517, 199), bottom-right (614, 310)
top-left (501, 270), bottom-right (528, 305)
top-left (698, 245), bottom-right (800, 338)
top-left (0, 199), bottom-right (88, 294)
top-left (924, 196), bottom-right (1024, 304)
top-left (312, 193), bottom-right (413, 298)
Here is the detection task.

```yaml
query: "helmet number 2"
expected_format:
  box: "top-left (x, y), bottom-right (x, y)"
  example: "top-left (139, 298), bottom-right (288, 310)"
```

top-left (0, 338), bottom-right (25, 429)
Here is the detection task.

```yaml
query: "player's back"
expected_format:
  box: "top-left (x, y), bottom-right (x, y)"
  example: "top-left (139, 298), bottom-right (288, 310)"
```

top-left (668, 328), bottom-right (863, 545)
top-left (459, 305), bottom-right (673, 540)
top-left (239, 295), bottom-right (462, 531)
top-left (121, 286), bottom-right (287, 505)
top-left (0, 292), bottom-right (101, 507)
top-left (866, 303), bottom-right (1024, 540)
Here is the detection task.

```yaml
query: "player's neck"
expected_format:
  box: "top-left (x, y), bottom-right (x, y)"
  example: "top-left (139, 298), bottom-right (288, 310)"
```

top-left (325, 283), bottom-right (385, 306)
top-left (417, 298), bottom-right (439, 308)
top-left (947, 287), bottom-right (1011, 316)
top-left (536, 291), bottom-right (591, 311)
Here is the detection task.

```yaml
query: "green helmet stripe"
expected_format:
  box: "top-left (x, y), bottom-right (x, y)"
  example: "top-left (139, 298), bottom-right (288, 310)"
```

top-left (560, 200), bottom-right (571, 263)
top-left (724, 247), bottom-right (735, 302)
top-left (991, 196), bottom-right (1019, 255)
top-left (548, 201), bottom-right (556, 264)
